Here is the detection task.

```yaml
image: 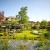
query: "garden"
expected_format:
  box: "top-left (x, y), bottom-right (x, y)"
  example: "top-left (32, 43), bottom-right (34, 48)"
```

top-left (0, 7), bottom-right (50, 50)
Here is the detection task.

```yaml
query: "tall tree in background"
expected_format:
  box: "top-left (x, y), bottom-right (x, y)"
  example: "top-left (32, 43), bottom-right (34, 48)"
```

top-left (18, 7), bottom-right (29, 29)
top-left (40, 20), bottom-right (48, 29)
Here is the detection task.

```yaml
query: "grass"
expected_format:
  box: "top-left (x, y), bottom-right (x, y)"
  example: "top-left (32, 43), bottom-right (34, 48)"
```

top-left (39, 29), bottom-right (48, 34)
top-left (0, 30), bottom-right (39, 39)
top-left (0, 29), bottom-right (48, 40)
top-left (13, 30), bottom-right (39, 39)
top-left (0, 32), bottom-right (4, 35)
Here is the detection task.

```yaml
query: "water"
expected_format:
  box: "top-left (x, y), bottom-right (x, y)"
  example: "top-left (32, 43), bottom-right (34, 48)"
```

top-left (8, 40), bottom-right (38, 50)
top-left (0, 39), bottom-right (50, 50)
top-left (0, 39), bottom-right (38, 50)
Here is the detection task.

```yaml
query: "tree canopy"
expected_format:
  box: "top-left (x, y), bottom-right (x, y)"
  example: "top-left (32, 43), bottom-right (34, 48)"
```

top-left (40, 20), bottom-right (48, 29)
top-left (18, 7), bottom-right (29, 24)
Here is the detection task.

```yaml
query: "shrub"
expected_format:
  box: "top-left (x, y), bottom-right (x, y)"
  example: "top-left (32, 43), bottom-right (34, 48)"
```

top-left (31, 26), bottom-right (37, 29)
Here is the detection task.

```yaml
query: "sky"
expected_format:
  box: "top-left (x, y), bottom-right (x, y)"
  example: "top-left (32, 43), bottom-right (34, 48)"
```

top-left (0, 0), bottom-right (50, 21)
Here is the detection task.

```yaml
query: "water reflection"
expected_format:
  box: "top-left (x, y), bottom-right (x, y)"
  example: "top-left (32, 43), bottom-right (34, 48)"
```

top-left (0, 39), bottom-right (50, 50)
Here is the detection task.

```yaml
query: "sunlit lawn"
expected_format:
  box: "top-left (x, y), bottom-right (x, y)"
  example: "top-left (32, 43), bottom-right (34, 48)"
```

top-left (0, 30), bottom-right (39, 39)
top-left (0, 29), bottom-right (48, 39)
top-left (0, 32), bottom-right (4, 35)
top-left (14, 30), bottom-right (39, 39)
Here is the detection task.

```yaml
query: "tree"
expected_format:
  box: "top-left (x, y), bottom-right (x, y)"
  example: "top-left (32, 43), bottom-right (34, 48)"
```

top-left (0, 11), bottom-right (4, 23)
top-left (16, 15), bottom-right (20, 20)
top-left (40, 20), bottom-right (48, 29)
top-left (36, 21), bottom-right (40, 30)
top-left (47, 21), bottom-right (50, 31)
top-left (18, 7), bottom-right (29, 29)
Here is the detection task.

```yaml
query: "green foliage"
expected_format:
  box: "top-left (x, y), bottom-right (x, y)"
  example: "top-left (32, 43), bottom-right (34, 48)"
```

top-left (38, 36), bottom-right (45, 47)
top-left (47, 26), bottom-right (50, 31)
top-left (44, 31), bottom-right (50, 39)
top-left (18, 7), bottom-right (29, 29)
top-left (40, 20), bottom-right (48, 29)
top-left (13, 30), bottom-right (38, 40)
top-left (31, 26), bottom-right (37, 29)
top-left (37, 41), bottom-right (43, 47)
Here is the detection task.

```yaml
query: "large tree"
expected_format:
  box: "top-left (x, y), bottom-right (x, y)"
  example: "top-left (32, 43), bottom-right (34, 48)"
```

top-left (18, 7), bottom-right (29, 24)
top-left (17, 7), bottom-right (29, 29)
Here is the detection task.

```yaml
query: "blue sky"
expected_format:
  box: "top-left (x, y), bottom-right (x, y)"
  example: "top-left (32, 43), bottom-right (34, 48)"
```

top-left (0, 0), bottom-right (50, 21)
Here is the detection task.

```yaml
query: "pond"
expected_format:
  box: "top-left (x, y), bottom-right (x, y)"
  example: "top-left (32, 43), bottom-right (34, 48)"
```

top-left (0, 39), bottom-right (39, 50)
top-left (0, 39), bottom-right (50, 50)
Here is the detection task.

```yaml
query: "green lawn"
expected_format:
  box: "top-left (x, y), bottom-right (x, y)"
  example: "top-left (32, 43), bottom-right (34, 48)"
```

top-left (13, 30), bottom-right (39, 39)
top-left (0, 30), bottom-right (39, 39)
top-left (0, 29), bottom-right (48, 39)
top-left (0, 32), bottom-right (4, 35)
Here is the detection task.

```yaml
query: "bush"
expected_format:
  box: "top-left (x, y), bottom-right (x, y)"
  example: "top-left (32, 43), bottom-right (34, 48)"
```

top-left (37, 41), bottom-right (43, 47)
top-left (31, 26), bottom-right (37, 29)
top-left (47, 27), bottom-right (50, 31)
top-left (44, 31), bottom-right (50, 38)
top-left (16, 29), bottom-right (22, 33)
